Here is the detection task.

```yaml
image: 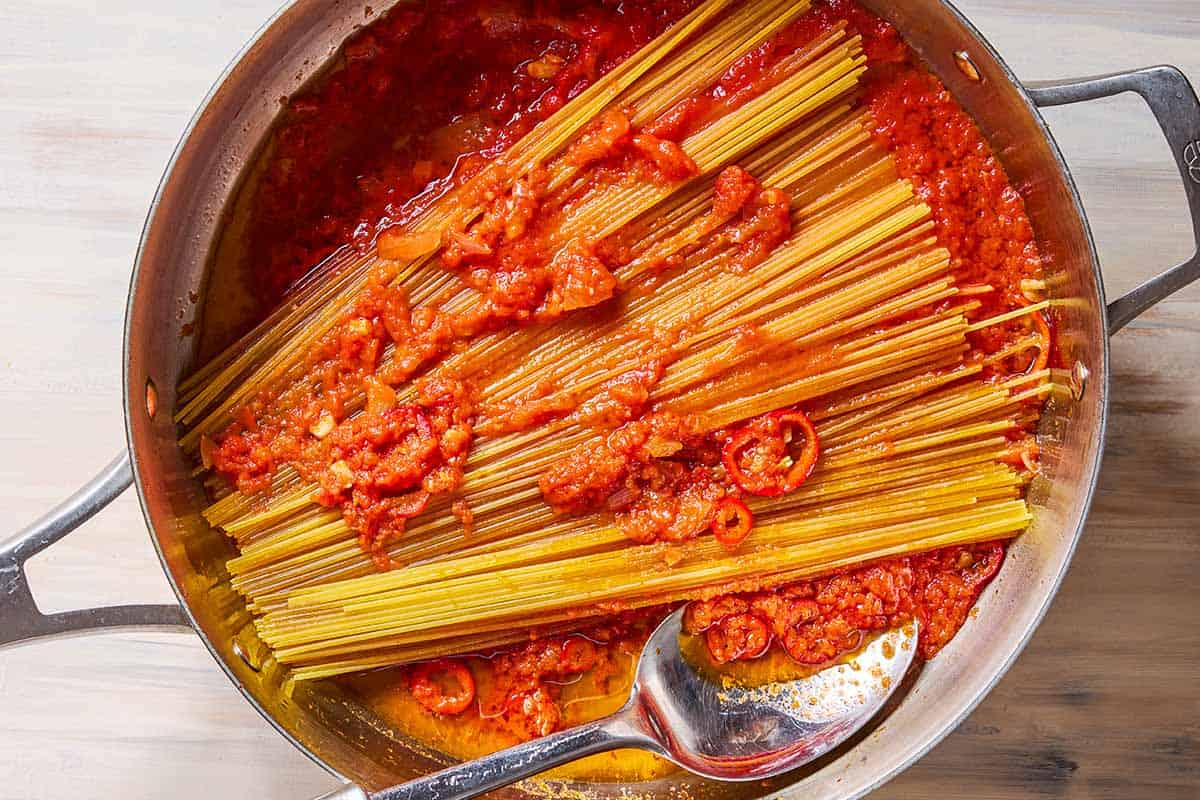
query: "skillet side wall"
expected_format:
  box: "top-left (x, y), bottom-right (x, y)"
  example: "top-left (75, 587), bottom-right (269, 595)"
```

top-left (123, 1), bottom-right (1108, 797)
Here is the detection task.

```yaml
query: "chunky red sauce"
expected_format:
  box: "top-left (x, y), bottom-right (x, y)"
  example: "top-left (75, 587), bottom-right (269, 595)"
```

top-left (207, 8), bottom-right (799, 557)
top-left (686, 541), bottom-right (1004, 664)
top-left (240, 0), bottom-right (702, 312)
top-left (203, 0), bottom-right (1047, 745)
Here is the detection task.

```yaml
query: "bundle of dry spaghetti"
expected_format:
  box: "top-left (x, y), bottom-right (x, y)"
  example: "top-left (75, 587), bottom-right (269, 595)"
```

top-left (258, 369), bottom-right (1050, 679)
top-left (176, 0), bottom-right (831, 440)
top-left (175, 0), bottom-right (1060, 681)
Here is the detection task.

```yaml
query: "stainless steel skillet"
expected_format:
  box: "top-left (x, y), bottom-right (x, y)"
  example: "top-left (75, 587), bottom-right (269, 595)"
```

top-left (2, 1), bottom-right (1199, 799)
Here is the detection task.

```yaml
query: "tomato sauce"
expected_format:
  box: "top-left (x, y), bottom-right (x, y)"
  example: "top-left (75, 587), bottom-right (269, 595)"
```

top-left (201, 0), bottom-right (703, 352)
top-left (685, 541), bottom-right (1004, 664)
top-left (205, 25), bottom-right (797, 554)
top-left (202, 0), bottom-right (1047, 757)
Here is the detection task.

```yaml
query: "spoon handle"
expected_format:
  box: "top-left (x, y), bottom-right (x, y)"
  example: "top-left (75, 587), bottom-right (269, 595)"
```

top-left (371, 705), bottom-right (656, 800)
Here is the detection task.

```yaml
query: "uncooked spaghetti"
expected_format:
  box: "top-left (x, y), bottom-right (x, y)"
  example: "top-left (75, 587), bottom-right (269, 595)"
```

top-left (180, 0), bottom-right (1058, 749)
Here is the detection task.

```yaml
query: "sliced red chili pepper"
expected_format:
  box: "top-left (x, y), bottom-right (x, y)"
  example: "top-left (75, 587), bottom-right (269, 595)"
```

top-left (780, 410), bottom-right (820, 490)
top-left (408, 658), bottom-right (476, 715)
top-left (705, 612), bottom-right (771, 664)
top-left (711, 497), bottom-right (753, 551)
top-left (721, 409), bottom-right (820, 497)
top-left (723, 426), bottom-right (780, 496)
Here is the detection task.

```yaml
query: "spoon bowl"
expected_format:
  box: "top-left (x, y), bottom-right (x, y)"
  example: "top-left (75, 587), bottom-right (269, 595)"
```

top-left (340, 608), bottom-right (919, 800)
top-left (633, 609), bottom-right (918, 780)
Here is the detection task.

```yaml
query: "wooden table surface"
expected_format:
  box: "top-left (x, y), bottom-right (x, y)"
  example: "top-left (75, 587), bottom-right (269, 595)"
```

top-left (2, 1), bottom-right (1197, 798)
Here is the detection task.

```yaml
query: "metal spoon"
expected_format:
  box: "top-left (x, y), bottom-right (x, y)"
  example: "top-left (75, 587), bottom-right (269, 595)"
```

top-left (324, 608), bottom-right (918, 800)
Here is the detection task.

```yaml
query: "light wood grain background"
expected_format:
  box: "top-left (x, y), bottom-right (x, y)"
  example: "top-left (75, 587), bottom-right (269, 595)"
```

top-left (1, 1), bottom-right (1197, 798)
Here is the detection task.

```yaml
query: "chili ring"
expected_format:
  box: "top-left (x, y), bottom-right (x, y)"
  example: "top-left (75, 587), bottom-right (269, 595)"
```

top-left (722, 409), bottom-right (820, 497)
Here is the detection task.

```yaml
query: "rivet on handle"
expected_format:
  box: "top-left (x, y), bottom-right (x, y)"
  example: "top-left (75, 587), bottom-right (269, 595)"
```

top-left (1184, 139), bottom-right (1200, 185)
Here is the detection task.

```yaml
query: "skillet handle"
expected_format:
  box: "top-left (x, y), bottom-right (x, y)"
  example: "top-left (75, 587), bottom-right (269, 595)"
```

top-left (1026, 65), bottom-right (1200, 334)
top-left (0, 451), bottom-right (190, 649)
